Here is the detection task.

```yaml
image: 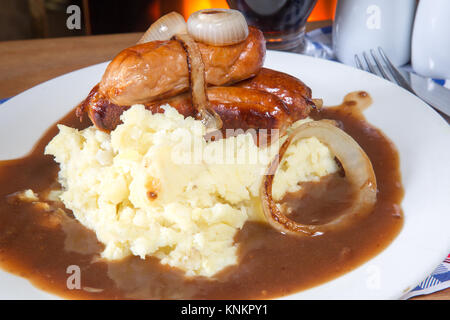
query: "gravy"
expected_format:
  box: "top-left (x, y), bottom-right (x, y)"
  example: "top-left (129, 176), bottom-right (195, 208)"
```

top-left (0, 91), bottom-right (403, 299)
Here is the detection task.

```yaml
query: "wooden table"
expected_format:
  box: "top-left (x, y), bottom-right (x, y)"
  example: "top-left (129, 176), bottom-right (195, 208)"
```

top-left (0, 21), bottom-right (448, 300)
top-left (0, 20), bottom-right (330, 98)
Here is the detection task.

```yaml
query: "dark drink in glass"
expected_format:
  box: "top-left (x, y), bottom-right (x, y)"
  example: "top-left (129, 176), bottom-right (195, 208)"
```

top-left (227, 0), bottom-right (317, 51)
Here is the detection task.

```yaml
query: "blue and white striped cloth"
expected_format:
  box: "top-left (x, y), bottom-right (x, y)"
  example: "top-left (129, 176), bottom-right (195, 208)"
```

top-left (402, 254), bottom-right (450, 299)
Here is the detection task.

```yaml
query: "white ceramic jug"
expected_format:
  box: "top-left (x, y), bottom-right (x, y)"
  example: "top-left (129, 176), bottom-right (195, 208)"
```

top-left (411, 0), bottom-right (450, 79)
top-left (333, 0), bottom-right (417, 67)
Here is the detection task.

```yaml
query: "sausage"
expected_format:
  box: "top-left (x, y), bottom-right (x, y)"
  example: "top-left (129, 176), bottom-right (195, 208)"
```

top-left (154, 86), bottom-right (292, 134)
top-left (99, 26), bottom-right (266, 106)
top-left (79, 85), bottom-right (292, 141)
top-left (78, 68), bottom-right (314, 141)
top-left (236, 68), bottom-right (314, 120)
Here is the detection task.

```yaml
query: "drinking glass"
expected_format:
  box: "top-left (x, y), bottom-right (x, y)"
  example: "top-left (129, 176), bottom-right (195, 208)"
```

top-left (227, 0), bottom-right (318, 51)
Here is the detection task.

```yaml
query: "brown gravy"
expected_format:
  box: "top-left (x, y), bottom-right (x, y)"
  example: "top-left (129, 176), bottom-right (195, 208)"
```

top-left (0, 91), bottom-right (403, 299)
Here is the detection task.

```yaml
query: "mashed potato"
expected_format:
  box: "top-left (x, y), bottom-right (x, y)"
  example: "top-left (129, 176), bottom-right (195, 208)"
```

top-left (45, 105), bottom-right (337, 277)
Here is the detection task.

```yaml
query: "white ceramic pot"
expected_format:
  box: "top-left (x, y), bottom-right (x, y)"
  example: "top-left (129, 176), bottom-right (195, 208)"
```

top-left (411, 0), bottom-right (450, 79)
top-left (333, 0), bottom-right (417, 67)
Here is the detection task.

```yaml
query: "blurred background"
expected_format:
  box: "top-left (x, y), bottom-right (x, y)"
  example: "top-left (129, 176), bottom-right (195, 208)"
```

top-left (0, 0), bottom-right (336, 41)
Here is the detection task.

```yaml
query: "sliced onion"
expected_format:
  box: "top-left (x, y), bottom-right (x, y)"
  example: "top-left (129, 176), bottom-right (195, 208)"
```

top-left (187, 9), bottom-right (249, 46)
top-left (261, 120), bottom-right (377, 236)
top-left (312, 98), bottom-right (323, 110)
top-left (174, 33), bottom-right (223, 130)
top-left (137, 12), bottom-right (187, 44)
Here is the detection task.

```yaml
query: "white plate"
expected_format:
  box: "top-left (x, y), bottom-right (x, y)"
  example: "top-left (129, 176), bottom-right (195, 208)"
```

top-left (0, 51), bottom-right (449, 300)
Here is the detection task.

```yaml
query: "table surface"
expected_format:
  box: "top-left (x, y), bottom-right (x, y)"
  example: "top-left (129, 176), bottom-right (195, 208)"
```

top-left (0, 21), bottom-right (448, 300)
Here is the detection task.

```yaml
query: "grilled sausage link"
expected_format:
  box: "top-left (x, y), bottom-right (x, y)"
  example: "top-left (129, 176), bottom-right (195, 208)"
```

top-left (236, 68), bottom-right (314, 120)
top-left (79, 85), bottom-right (292, 139)
top-left (99, 26), bottom-right (266, 106)
top-left (77, 68), bottom-right (315, 140)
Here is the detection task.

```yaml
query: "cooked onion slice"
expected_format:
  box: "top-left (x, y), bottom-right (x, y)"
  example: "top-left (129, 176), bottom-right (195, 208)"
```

top-left (187, 9), bottom-right (249, 46)
top-left (312, 98), bottom-right (323, 109)
top-left (174, 33), bottom-right (223, 130)
top-left (138, 12), bottom-right (187, 44)
top-left (261, 120), bottom-right (377, 236)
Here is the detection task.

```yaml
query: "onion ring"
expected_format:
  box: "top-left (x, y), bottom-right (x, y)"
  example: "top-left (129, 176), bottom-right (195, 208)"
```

top-left (187, 9), bottom-right (249, 46)
top-left (137, 12), bottom-right (187, 44)
top-left (260, 120), bottom-right (377, 236)
top-left (174, 33), bottom-right (223, 130)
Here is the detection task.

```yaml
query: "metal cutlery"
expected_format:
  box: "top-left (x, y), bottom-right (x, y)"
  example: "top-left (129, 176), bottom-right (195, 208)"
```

top-left (354, 47), bottom-right (450, 121)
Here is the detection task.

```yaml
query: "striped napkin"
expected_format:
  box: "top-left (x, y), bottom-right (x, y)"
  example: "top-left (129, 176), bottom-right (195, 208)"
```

top-left (401, 254), bottom-right (450, 299)
top-left (305, 26), bottom-right (450, 299)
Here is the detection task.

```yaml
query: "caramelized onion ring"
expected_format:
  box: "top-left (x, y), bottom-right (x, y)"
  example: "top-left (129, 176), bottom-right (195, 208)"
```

top-left (137, 12), bottom-right (187, 44)
top-left (174, 33), bottom-right (223, 130)
top-left (187, 9), bottom-right (249, 46)
top-left (261, 120), bottom-right (377, 236)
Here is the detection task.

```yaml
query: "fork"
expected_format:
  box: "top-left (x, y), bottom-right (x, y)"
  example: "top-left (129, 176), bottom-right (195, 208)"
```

top-left (354, 47), bottom-right (450, 120)
top-left (354, 47), bottom-right (415, 93)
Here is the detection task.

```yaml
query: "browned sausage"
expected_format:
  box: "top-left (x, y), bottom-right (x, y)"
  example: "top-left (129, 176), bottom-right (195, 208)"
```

top-left (78, 67), bottom-right (315, 143)
top-left (99, 27), bottom-right (266, 106)
top-left (152, 87), bottom-right (292, 134)
top-left (236, 68), bottom-right (314, 119)
top-left (79, 85), bottom-right (292, 141)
